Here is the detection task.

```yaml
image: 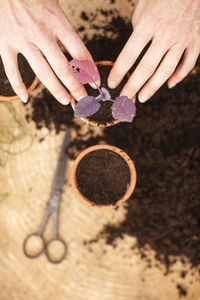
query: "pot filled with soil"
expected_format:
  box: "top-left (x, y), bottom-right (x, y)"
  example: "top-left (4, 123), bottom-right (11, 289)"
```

top-left (0, 53), bottom-right (38, 101)
top-left (71, 144), bottom-right (136, 208)
top-left (70, 60), bottom-right (136, 127)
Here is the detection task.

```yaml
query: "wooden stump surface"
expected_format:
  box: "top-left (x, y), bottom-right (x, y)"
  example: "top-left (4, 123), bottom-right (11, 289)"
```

top-left (0, 1), bottom-right (200, 299)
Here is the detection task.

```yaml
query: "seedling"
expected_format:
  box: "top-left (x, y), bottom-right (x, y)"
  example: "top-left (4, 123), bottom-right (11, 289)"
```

top-left (69, 59), bottom-right (136, 123)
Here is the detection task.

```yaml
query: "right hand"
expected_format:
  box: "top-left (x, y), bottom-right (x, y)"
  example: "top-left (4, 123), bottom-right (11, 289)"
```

top-left (108, 0), bottom-right (200, 103)
top-left (0, 0), bottom-right (95, 104)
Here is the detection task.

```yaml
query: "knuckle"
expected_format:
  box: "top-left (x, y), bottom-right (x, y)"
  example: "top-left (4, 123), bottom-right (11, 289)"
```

top-left (29, 46), bottom-right (43, 60)
top-left (37, 65), bottom-right (49, 78)
top-left (34, 21), bottom-right (46, 36)
top-left (74, 46), bottom-right (89, 59)
top-left (140, 16), bottom-right (156, 34)
top-left (124, 53), bottom-right (135, 66)
top-left (69, 81), bottom-right (84, 96)
top-left (56, 61), bottom-right (69, 75)
top-left (50, 86), bottom-right (67, 99)
top-left (80, 51), bottom-right (91, 61)
top-left (70, 82), bottom-right (81, 94)
top-left (140, 62), bottom-right (154, 77)
top-left (162, 65), bottom-right (174, 78)
top-left (162, 24), bottom-right (177, 44)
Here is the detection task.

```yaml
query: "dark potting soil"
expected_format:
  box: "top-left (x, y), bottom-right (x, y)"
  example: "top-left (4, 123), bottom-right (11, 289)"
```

top-left (0, 53), bottom-right (35, 97)
top-left (26, 89), bottom-right (76, 133)
top-left (96, 68), bottom-right (200, 273)
top-left (84, 65), bottom-right (129, 125)
top-left (26, 10), bottom-right (200, 279)
top-left (76, 149), bottom-right (131, 206)
top-left (83, 16), bottom-right (132, 61)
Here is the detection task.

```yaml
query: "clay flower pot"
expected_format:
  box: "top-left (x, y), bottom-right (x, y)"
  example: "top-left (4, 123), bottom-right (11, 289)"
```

top-left (71, 144), bottom-right (136, 208)
top-left (0, 77), bottom-right (39, 102)
top-left (0, 54), bottom-right (39, 102)
top-left (70, 61), bottom-right (131, 127)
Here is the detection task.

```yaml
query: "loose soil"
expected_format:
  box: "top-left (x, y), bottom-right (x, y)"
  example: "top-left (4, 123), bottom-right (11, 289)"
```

top-left (75, 149), bottom-right (131, 206)
top-left (26, 10), bottom-right (200, 286)
top-left (26, 88), bottom-right (76, 134)
top-left (0, 53), bottom-right (35, 97)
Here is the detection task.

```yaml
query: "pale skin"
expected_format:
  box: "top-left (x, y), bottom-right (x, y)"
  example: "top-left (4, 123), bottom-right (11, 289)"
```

top-left (0, 0), bottom-right (200, 105)
top-left (108, 0), bottom-right (200, 103)
top-left (0, 0), bottom-right (96, 104)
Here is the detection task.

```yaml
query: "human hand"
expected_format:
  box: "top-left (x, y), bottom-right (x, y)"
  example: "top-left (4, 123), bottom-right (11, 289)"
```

top-left (0, 0), bottom-right (96, 104)
top-left (108, 0), bottom-right (200, 103)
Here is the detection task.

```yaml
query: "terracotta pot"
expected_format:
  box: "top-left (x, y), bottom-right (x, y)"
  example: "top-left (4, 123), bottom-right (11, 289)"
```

top-left (70, 60), bottom-right (131, 127)
top-left (0, 76), bottom-right (39, 102)
top-left (71, 144), bottom-right (136, 209)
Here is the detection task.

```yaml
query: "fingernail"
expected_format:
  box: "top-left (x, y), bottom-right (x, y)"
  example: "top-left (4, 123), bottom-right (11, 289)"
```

top-left (20, 95), bottom-right (29, 103)
top-left (108, 80), bottom-right (117, 89)
top-left (139, 94), bottom-right (148, 103)
top-left (59, 98), bottom-right (70, 105)
top-left (77, 95), bottom-right (87, 101)
top-left (90, 82), bottom-right (98, 89)
top-left (168, 82), bottom-right (176, 89)
top-left (90, 80), bottom-right (101, 89)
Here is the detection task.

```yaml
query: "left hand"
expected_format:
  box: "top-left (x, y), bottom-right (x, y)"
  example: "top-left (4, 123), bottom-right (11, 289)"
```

top-left (108, 0), bottom-right (200, 103)
top-left (0, 0), bottom-right (97, 104)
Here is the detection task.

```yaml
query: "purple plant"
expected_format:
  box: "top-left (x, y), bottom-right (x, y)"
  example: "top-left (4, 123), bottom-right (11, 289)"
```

top-left (68, 59), bottom-right (136, 123)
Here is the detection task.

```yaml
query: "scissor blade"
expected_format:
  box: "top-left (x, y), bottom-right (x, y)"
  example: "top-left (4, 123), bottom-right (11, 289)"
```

top-left (50, 128), bottom-right (70, 196)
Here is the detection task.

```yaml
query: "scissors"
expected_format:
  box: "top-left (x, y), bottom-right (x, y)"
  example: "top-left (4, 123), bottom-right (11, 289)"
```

top-left (23, 128), bottom-right (70, 264)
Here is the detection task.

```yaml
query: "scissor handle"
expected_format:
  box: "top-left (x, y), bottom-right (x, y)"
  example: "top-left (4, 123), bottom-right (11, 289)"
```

top-left (23, 233), bottom-right (45, 259)
top-left (45, 238), bottom-right (67, 264)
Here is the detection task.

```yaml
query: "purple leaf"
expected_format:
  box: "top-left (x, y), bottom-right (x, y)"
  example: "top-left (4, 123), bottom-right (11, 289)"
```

top-left (74, 96), bottom-right (100, 118)
top-left (68, 59), bottom-right (98, 84)
top-left (112, 96), bottom-right (136, 123)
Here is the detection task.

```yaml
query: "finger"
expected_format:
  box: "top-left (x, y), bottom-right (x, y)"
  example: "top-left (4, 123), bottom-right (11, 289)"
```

top-left (39, 41), bottom-right (88, 100)
top-left (132, 0), bottom-right (146, 27)
top-left (119, 40), bottom-right (169, 99)
top-left (22, 44), bottom-right (70, 105)
top-left (139, 45), bottom-right (184, 102)
top-left (168, 46), bottom-right (200, 88)
top-left (57, 20), bottom-right (93, 61)
top-left (54, 12), bottom-right (100, 87)
top-left (1, 49), bottom-right (29, 103)
top-left (107, 29), bottom-right (152, 89)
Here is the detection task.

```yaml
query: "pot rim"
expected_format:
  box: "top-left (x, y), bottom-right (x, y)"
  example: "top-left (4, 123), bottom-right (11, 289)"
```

top-left (70, 60), bottom-right (132, 128)
top-left (0, 75), bottom-right (39, 101)
top-left (71, 144), bottom-right (137, 209)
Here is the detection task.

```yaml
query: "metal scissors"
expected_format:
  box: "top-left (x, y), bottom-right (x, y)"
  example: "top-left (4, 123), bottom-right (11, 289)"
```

top-left (23, 128), bottom-right (70, 264)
